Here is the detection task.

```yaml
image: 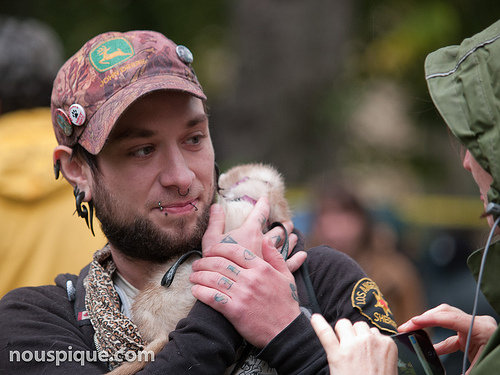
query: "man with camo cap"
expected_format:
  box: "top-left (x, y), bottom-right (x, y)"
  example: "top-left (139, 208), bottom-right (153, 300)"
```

top-left (0, 29), bottom-right (395, 374)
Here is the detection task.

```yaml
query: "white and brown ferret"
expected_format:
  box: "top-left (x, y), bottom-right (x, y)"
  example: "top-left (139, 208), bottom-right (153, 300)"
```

top-left (109, 163), bottom-right (291, 374)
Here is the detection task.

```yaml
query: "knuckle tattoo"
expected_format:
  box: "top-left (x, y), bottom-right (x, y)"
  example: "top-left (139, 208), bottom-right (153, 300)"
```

top-left (258, 213), bottom-right (266, 227)
top-left (214, 293), bottom-right (228, 304)
top-left (218, 277), bottom-right (233, 290)
top-left (272, 235), bottom-right (282, 247)
top-left (243, 249), bottom-right (256, 260)
top-left (227, 264), bottom-right (240, 276)
top-left (221, 235), bottom-right (238, 244)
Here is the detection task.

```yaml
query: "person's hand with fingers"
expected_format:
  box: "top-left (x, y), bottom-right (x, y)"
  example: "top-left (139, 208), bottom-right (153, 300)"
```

top-left (398, 303), bottom-right (497, 370)
top-left (255, 217), bottom-right (304, 272)
top-left (311, 315), bottom-right (398, 375)
top-left (265, 219), bottom-right (297, 255)
top-left (201, 198), bottom-right (267, 256)
top-left (202, 196), bottom-right (303, 271)
top-left (191, 233), bottom-right (302, 348)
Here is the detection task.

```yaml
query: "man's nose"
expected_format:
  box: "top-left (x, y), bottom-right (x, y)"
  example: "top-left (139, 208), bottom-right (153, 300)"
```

top-left (158, 149), bottom-right (194, 192)
top-left (462, 150), bottom-right (472, 172)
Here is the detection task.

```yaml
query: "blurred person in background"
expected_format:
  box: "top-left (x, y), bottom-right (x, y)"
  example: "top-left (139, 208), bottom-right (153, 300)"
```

top-left (308, 180), bottom-right (426, 324)
top-left (312, 19), bottom-right (500, 375)
top-left (0, 16), bottom-right (105, 298)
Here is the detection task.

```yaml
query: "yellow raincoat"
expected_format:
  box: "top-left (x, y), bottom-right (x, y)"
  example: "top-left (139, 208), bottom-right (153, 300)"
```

top-left (0, 108), bottom-right (105, 298)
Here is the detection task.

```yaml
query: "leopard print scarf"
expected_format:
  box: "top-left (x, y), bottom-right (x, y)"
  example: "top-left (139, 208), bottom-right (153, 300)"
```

top-left (84, 246), bottom-right (278, 374)
top-left (83, 246), bottom-right (146, 369)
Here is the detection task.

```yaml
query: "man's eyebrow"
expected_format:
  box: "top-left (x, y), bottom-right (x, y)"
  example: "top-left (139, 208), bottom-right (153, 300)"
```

top-left (110, 114), bottom-right (209, 142)
top-left (187, 113), bottom-right (209, 128)
top-left (109, 128), bottom-right (157, 143)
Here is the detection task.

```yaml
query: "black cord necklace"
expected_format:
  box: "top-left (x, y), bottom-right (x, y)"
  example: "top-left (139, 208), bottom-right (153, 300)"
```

top-left (462, 214), bottom-right (500, 374)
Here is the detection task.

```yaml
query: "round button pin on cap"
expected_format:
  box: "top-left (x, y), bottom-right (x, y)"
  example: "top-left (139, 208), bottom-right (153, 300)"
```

top-left (69, 103), bottom-right (86, 126)
top-left (55, 109), bottom-right (73, 136)
top-left (176, 45), bottom-right (193, 64)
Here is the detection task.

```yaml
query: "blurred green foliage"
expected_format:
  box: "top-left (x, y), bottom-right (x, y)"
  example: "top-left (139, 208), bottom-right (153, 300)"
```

top-left (1, 0), bottom-right (229, 58)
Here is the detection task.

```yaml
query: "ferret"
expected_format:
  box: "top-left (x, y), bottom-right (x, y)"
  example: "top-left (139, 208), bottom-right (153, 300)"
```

top-left (108, 163), bottom-right (291, 374)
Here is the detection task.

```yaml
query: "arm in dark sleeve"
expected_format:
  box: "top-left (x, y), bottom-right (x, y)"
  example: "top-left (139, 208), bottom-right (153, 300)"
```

top-left (138, 300), bottom-right (242, 375)
top-left (303, 246), bottom-right (398, 332)
top-left (258, 312), bottom-right (329, 375)
top-left (0, 286), bottom-right (109, 374)
top-left (0, 287), bottom-right (242, 374)
top-left (258, 245), bottom-right (398, 375)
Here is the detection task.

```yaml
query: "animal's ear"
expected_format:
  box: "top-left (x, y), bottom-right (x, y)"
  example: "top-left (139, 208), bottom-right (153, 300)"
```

top-left (268, 188), bottom-right (292, 222)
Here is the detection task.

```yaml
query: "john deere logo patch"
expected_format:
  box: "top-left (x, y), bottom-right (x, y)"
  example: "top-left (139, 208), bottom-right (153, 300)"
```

top-left (351, 278), bottom-right (398, 334)
top-left (90, 37), bottom-right (134, 72)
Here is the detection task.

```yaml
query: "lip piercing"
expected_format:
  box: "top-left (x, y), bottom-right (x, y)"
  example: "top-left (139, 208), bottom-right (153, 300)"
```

top-left (158, 201), bottom-right (168, 216)
top-left (159, 199), bottom-right (196, 214)
top-left (178, 188), bottom-right (189, 197)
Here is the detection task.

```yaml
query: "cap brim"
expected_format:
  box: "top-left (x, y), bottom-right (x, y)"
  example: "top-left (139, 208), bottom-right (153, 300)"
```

top-left (79, 74), bottom-right (206, 154)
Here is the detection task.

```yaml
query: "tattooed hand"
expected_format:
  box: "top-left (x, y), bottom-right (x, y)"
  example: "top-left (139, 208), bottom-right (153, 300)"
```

top-left (202, 197), bottom-right (269, 255)
top-left (190, 236), bottom-right (301, 348)
top-left (202, 197), bottom-right (302, 270)
top-left (192, 197), bottom-right (303, 347)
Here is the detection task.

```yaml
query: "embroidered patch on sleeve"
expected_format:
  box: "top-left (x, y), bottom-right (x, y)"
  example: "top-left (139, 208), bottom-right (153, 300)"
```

top-left (351, 277), bottom-right (398, 334)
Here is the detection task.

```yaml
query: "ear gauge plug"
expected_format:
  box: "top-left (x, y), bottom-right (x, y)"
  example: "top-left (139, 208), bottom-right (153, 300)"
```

top-left (54, 159), bottom-right (61, 179)
top-left (74, 186), bottom-right (95, 236)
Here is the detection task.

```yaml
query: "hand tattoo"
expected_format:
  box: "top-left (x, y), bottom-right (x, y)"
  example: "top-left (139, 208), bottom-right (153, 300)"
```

top-left (272, 235), bottom-right (282, 247)
top-left (290, 284), bottom-right (299, 302)
top-left (214, 293), bottom-right (228, 304)
top-left (244, 249), bottom-right (256, 260)
top-left (221, 235), bottom-right (237, 244)
top-left (218, 277), bottom-right (234, 290)
top-left (227, 264), bottom-right (240, 276)
top-left (258, 213), bottom-right (266, 228)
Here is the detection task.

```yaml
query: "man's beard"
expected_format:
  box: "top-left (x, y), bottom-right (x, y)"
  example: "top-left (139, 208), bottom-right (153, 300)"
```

top-left (92, 178), bottom-right (216, 263)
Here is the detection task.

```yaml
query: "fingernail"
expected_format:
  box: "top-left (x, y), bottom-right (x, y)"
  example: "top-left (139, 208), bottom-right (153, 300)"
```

top-left (398, 322), bottom-right (407, 329)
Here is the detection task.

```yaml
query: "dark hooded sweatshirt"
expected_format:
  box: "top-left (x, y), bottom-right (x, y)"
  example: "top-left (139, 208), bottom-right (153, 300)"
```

top-left (0, 231), bottom-right (397, 374)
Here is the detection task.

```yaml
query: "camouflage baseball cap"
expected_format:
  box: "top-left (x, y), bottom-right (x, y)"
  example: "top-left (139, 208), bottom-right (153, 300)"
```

top-left (51, 30), bottom-right (206, 155)
top-left (425, 20), bottom-right (500, 207)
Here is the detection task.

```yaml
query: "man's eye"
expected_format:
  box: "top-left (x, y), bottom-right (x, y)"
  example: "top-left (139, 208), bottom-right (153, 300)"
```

top-left (186, 135), bottom-right (203, 145)
top-left (133, 146), bottom-right (154, 157)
